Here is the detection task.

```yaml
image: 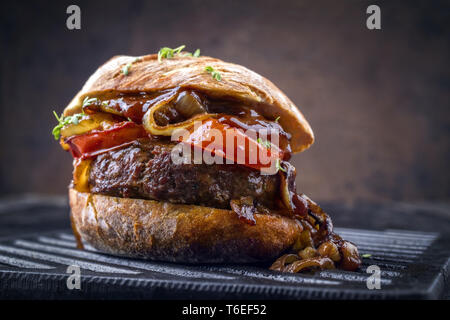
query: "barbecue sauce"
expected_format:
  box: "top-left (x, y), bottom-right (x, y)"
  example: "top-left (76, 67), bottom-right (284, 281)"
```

top-left (84, 89), bottom-right (293, 157)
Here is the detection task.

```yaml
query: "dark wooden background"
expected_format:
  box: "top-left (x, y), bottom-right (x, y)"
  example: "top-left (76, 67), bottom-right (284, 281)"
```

top-left (1, 0), bottom-right (449, 205)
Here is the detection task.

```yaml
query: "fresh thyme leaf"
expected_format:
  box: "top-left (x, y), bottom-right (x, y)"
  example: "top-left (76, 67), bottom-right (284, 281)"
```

top-left (53, 96), bottom-right (99, 140)
top-left (173, 45), bottom-right (185, 54)
top-left (122, 63), bottom-right (132, 76)
top-left (72, 116), bottom-right (80, 125)
top-left (275, 159), bottom-right (286, 173)
top-left (361, 254), bottom-right (372, 258)
top-left (274, 116), bottom-right (280, 123)
top-left (205, 66), bottom-right (221, 81)
top-left (257, 137), bottom-right (271, 149)
top-left (52, 114), bottom-right (63, 141)
top-left (158, 45), bottom-right (186, 62)
top-left (82, 96), bottom-right (99, 107)
top-left (51, 111), bottom-right (85, 140)
top-left (181, 48), bottom-right (201, 57)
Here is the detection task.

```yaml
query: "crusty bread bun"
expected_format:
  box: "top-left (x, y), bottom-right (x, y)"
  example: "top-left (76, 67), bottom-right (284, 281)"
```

top-left (69, 188), bottom-right (302, 263)
top-left (63, 54), bottom-right (314, 153)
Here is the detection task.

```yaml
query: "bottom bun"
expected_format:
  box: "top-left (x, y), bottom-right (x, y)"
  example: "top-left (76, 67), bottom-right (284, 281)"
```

top-left (69, 188), bottom-right (302, 263)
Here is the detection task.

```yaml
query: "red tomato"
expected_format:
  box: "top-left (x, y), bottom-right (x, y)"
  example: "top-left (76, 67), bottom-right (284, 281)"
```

top-left (181, 119), bottom-right (283, 171)
top-left (65, 121), bottom-right (147, 159)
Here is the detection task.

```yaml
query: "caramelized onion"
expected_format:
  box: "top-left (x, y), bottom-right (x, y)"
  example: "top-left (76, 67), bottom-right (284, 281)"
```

top-left (339, 241), bottom-right (362, 271)
top-left (269, 254), bottom-right (300, 271)
top-left (279, 162), bottom-right (308, 218)
top-left (270, 254), bottom-right (335, 273)
top-left (291, 229), bottom-right (312, 251)
top-left (175, 91), bottom-right (206, 118)
top-left (318, 241), bottom-right (341, 262)
top-left (283, 257), bottom-right (335, 273)
top-left (298, 246), bottom-right (318, 259)
top-left (60, 113), bottom-right (117, 138)
top-left (143, 90), bottom-right (214, 136)
top-left (270, 194), bottom-right (361, 273)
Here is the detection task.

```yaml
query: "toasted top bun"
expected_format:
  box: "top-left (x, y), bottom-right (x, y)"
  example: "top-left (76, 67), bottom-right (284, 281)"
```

top-left (69, 188), bottom-right (302, 263)
top-left (63, 54), bottom-right (314, 153)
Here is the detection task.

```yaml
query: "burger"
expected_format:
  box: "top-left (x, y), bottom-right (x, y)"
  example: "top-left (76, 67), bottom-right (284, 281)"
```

top-left (53, 46), bottom-right (361, 272)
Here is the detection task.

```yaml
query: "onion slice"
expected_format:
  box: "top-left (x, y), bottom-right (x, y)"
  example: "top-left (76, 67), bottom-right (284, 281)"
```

top-left (279, 162), bottom-right (308, 217)
top-left (283, 257), bottom-right (335, 273)
top-left (143, 90), bottom-right (215, 136)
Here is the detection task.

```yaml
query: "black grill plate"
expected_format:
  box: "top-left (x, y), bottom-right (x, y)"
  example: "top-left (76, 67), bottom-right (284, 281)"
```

top-left (0, 227), bottom-right (448, 299)
top-left (0, 198), bottom-right (448, 299)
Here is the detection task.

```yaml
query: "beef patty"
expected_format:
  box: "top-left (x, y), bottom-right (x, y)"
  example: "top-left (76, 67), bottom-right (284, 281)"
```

top-left (88, 138), bottom-right (280, 209)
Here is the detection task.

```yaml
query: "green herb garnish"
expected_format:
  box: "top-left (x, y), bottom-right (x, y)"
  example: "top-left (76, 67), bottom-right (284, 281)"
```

top-left (275, 159), bottom-right (286, 173)
top-left (122, 57), bottom-right (142, 75)
top-left (82, 96), bottom-right (99, 107)
top-left (205, 66), bottom-right (221, 81)
top-left (257, 138), bottom-right (271, 149)
top-left (122, 63), bottom-right (132, 76)
top-left (182, 48), bottom-right (201, 57)
top-left (52, 111), bottom-right (85, 140)
top-left (361, 254), bottom-right (372, 258)
top-left (52, 96), bottom-right (96, 140)
top-left (158, 45), bottom-right (186, 62)
top-left (274, 116), bottom-right (280, 123)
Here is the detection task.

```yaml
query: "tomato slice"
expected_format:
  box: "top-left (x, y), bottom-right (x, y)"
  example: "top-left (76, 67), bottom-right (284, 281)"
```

top-left (64, 118), bottom-right (282, 173)
top-left (180, 119), bottom-right (283, 171)
top-left (65, 121), bottom-right (148, 159)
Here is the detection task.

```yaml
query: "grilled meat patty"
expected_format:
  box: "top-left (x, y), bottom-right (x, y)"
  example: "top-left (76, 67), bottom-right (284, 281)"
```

top-left (88, 138), bottom-right (280, 209)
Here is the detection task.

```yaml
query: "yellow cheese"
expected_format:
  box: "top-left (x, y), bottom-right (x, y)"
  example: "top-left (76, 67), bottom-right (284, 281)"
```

top-left (72, 158), bottom-right (92, 192)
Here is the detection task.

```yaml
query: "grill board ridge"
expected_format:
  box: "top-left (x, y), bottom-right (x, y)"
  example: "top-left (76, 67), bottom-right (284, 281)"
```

top-left (0, 227), bottom-right (448, 299)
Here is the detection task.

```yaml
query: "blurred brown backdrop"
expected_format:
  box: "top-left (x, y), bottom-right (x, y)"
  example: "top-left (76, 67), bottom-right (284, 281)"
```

top-left (1, 0), bottom-right (449, 204)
